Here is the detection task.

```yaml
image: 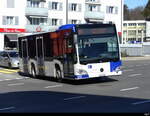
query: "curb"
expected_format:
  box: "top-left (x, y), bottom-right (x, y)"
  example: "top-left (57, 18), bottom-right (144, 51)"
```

top-left (122, 56), bottom-right (150, 61)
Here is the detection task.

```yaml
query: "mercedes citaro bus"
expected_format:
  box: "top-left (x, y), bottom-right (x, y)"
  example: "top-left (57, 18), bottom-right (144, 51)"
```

top-left (18, 23), bottom-right (122, 81)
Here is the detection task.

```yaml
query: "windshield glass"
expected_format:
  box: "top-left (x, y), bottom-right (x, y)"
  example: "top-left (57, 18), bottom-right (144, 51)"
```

top-left (78, 34), bottom-right (119, 64)
top-left (8, 52), bottom-right (19, 58)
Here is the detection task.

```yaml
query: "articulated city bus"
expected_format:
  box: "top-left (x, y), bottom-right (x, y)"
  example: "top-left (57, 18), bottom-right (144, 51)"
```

top-left (18, 23), bottom-right (122, 81)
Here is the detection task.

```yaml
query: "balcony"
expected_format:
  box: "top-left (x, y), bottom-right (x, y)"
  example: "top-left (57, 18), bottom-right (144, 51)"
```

top-left (84, 11), bottom-right (104, 22)
top-left (25, 25), bottom-right (58, 33)
top-left (25, 7), bottom-right (48, 17)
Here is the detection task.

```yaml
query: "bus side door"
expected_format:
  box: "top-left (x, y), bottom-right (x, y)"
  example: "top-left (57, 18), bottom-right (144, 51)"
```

top-left (63, 31), bottom-right (74, 77)
top-left (36, 36), bottom-right (45, 76)
top-left (21, 39), bottom-right (29, 74)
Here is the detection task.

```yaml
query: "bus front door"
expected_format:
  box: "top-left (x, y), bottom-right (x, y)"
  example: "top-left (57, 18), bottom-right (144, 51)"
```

top-left (22, 39), bottom-right (29, 74)
top-left (36, 37), bottom-right (45, 76)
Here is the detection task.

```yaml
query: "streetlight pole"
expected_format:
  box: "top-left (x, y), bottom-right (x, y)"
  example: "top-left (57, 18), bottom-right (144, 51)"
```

top-left (66, 0), bottom-right (68, 24)
top-left (121, 0), bottom-right (124, 44)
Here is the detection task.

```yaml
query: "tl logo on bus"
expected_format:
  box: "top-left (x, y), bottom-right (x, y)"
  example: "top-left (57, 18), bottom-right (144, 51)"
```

top-left (88, 65), bottom-right (92, 69)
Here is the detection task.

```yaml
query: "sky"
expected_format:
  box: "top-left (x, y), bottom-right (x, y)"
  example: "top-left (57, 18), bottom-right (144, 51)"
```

top-left (124, 0), bottom-right (148, 9)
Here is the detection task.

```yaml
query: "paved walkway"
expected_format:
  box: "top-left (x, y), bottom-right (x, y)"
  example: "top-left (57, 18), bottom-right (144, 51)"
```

top-left (122, 56), bottom-right (150, 61)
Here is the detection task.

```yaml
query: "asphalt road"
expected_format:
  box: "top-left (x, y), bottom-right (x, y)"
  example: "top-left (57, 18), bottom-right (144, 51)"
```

top-left (0, 58), bottom-right (150, 113)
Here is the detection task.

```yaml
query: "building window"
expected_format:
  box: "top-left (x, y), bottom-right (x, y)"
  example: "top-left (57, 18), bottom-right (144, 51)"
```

top-left (2, 16), bottom-right (19, 25)
top-left (88, 4), bottom-right (100, 12)
top-left (69, 3), bottom-right (81, 12)
top-left (28, 18), bottom-right (47, 25)
top-left (71, 20), bottom-right (77, 24)
top-left (71, 3), bottom-right (77, 11)
top-left (106, 6), bottom-right (118, 14)
top-left (123, 23), bottom-right (127, 26)
top-left (52, 2), bottom-right (58, 10)
top-left (52, 19), bottom-right (58, 26)
top-left (69, 19), bottom-right (81, 24)
top-left (49, 2), bottom-right (63, 11)
top-left (7, 0), bottom-right (15, 8)
top-left (89, 5), bottom-right (96, 11)
top-left (27, 0), bottom-right (42, 8)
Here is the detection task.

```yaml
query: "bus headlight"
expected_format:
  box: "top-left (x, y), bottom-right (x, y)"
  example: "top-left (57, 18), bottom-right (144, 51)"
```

top-left (115, 67), bottom-right (122, 74)
top-left (77, 69), bottom-right (88, 75)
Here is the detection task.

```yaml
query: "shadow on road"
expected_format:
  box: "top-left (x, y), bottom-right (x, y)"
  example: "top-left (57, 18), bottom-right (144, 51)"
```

top-left (0, 90), bottom-right (149, 113)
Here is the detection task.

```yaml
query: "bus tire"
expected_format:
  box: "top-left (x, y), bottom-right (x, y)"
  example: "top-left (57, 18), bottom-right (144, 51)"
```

top-left (31, 65), bottom-right (36, 78)
top-left (56, 68), bottom-right (62, 82)
top-left (8, 63), bottom-right (12, 69)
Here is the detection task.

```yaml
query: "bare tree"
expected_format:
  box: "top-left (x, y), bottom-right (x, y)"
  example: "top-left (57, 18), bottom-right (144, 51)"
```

top-left (124, 5), bottom-right (145, 20)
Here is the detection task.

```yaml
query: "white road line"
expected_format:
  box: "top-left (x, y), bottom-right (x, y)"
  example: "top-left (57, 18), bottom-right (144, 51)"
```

top-left (128, 66), bottom-right (134, 68)
top-left (128, 74), bottom-right (142, 77)
top-left (15, 78), bottom-right (22, 80)
top-left (132, 100), bottom-right (150, 105)
top-left (120, 87), bottom-right (139, 92)
top-left (123, 69), bottom-right (134, 72)
top-left (64, 96), bottom-right (86, 101)
top-left (0, 107), bottom-right (15, 111)
top-left (8, 83), bottom-right (24, 86)
top-left (5, 79), bottom-right (13, 81)
top-left (44, 84), bottom-right (63, 89)
top-left (24, 77), bottom-right (29, 79)
top-left (144, 64), bottom-right (149, 66)
top-left (136, 65), bottom-right (141, 67)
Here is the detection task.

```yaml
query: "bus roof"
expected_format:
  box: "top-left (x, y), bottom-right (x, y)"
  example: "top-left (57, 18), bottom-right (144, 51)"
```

top-left (58, 23), bottom-right (115, 32)
top-left (58, 24), bottom-right (76, 32)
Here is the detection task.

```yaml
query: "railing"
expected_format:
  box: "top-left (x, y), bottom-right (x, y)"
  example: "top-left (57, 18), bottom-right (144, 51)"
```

top-left (25, 7), bottom-right (48, 17)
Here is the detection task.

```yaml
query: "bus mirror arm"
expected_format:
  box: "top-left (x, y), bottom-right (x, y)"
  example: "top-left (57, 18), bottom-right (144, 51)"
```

top-left (74, 35), bottom-right (77, 44)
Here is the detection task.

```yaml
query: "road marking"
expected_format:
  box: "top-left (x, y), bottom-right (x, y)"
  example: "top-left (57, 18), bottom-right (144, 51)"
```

top-left (136, 65), bottom-right (141, 67)
top-left (24, 77), bottom-right (29, 79)
top-left (128, 66), bottom-right (134, 68)
top-left (5, 79), bottom-right (13, 81)
top-left (128, 74), bottom-right (142, 77)
top-left (8, 83), bottom-right (24, 86)
top-left (0, 107), bottom-right (15, 111)
top-left (132, 100), bottom-right (150, 105)
top-left (123, 69), bottom-right (134, 72)
top-left (44, 84), bottom-right (63, 89)
top-left (64, 96), bottom-right (86, 101)
top-left (120, 87), bottom-right (139, 91)
top-left (0, 70), bottom-right (13, 74)
top-left (1, 69), bottom-right (19, 72)
top-left (15, 78), bottom-right (22, 80)
top-left (0, 69), bottom-right (19, 74)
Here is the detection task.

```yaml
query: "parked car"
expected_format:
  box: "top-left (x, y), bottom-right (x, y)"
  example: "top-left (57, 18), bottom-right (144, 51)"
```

top-left (0, 50), bottom-right (19, 68)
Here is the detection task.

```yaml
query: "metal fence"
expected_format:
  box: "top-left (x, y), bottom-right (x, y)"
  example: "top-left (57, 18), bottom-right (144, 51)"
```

top-left (120, 42), bottom-right (150, 56)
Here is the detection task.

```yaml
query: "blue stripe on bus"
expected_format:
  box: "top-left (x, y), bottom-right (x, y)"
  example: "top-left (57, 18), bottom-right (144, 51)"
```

top-left (73, 74), bottom-right (89, 79)
top-left (110, 61), bottom-right (122, 72)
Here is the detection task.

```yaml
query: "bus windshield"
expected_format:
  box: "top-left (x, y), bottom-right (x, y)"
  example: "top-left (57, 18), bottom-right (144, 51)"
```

top-left (78, 34), bottom-right (119, 64)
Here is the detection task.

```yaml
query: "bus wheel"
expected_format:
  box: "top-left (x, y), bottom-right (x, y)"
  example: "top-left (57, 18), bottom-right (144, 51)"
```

top-left (56, 69), bottom-right (62, 82)
top-left (8, 63), bottom-right (12, 69)
top-left (31, 66), bottom-right (36, 78)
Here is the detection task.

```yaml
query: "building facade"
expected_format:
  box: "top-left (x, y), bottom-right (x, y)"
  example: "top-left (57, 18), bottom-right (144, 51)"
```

top-left (0, 0), bottom-right (123, 51)
top-left (123, 20), bottom-right (148, 44)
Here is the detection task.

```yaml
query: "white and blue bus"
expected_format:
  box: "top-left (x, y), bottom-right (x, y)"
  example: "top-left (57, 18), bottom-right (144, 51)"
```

top-left (18, 23), bottom-right (122, 81)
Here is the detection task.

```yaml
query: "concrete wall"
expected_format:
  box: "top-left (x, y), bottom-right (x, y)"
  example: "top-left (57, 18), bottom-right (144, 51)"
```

top-left (120, 43), bottom-right (150, 56)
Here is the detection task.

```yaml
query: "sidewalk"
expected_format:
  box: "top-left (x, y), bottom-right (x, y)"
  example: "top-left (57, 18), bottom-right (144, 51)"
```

top-left (122, 56), bottom-right (150, 61)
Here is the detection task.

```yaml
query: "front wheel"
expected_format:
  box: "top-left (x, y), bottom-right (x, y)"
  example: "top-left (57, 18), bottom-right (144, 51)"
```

top-left (8, 63), bottom-right (12, 69)
top-left (31, 66), bottom-right (36, 78)
top-left (56, 69), bottom-right (63, 82)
